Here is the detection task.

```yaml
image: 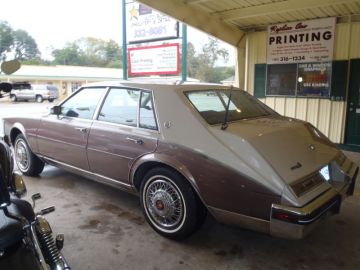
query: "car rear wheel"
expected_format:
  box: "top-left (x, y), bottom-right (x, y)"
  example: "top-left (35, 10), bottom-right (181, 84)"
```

top-left (35, 95), bottom-right (43, 103)
top-left (14, 134), bottom-right (44, 176)
top-left (10, 95), bottom-right (17, 102)
top-left (140, 167), bottom-right (206, 240)
top-left (48, 98), bottom-right (54, 102)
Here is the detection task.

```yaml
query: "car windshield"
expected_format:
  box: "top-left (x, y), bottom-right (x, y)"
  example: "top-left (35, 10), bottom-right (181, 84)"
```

top-left (185, 89), bottom-right (274, 125)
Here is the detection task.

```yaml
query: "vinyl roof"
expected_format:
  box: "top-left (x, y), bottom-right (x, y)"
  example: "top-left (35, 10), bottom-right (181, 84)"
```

top-left (138, 0), bottom-right (360, 46)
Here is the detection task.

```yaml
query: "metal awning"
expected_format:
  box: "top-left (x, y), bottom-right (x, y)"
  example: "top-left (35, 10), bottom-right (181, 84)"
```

top-left (138, 0), bottom-right (360, 47)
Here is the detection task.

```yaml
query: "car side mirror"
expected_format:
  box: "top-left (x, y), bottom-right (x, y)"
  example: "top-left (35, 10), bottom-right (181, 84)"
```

top-left (12, 174), bottom-right (27, 198)
top-left (51, 105), bottom-right (62, 115)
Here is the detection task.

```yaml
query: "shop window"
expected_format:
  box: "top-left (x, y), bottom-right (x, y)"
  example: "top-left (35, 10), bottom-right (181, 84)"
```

top-left (71, 82), bottom-right (82, 92)
top-left (266, 64), bottom-right (297, 96)
top-left (254, 61), bottom-right (345, 99)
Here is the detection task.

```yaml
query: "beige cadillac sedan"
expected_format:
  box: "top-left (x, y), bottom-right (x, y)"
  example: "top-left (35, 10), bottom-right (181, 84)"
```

top-left (2, 81), bottom-right (358, 240)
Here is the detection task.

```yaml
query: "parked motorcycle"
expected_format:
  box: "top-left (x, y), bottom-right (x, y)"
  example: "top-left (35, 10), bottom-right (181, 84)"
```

top-left (0, 61), bottom-right (70, 269)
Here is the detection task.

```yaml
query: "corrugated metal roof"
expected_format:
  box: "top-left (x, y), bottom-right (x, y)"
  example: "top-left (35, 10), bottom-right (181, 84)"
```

top-left (190, 0), bottom-right (360, 30)
top-left (139, 0), bottom-right (360, 41)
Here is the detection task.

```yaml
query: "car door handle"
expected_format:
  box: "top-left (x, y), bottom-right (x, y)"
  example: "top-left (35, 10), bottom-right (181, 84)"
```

top-left (126, 137), bottom-right (143, 145)
top-left (75, 127), bottom-right (87, 133)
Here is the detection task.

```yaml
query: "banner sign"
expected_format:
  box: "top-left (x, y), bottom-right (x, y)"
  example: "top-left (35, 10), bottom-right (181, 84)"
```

top-left (267, 17), bottom-right (336, 64)
top-left (297, 62), bottom-right (332, 97)
top-left (126, 3), bottom-right (179, 44)
top-left (128, 43), bottom-right (180, 76)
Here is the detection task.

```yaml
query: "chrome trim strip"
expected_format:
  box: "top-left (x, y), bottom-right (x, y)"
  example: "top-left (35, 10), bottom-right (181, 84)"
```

top-left (87, 147), bottom-right (132, 159)
top-left (297, 199), bottom-right (339, 224)
top-left (54, 115), bottom-right (94, 124)
top-left (137, 91), bottom-right (141, 128)
top-left (39, 155), bottom-right (133, 190)
top-left (92, 86), bottom-right (110, 121)
top-left (36, 135), bottom-right (85, 149)
top-left (272, 188), bottom-right (337, 216)
top-left (92, 119), bottom-right (160, 134)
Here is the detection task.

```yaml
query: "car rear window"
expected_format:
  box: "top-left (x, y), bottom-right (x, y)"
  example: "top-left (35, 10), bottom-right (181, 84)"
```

top-left (185, 90), bottom-right (274, 125)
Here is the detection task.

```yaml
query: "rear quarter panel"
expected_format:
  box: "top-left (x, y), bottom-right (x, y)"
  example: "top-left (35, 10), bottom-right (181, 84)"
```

top-left (131, 142), bottom-right (281, 221)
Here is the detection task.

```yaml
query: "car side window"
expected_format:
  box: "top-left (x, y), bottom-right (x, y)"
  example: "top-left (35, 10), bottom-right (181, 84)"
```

top-left (98, 88), bottom-right (140, 127)
top-left (61, 87), bottom-right (106, 119)
top-left (139, 91), bottom-right (157, 130)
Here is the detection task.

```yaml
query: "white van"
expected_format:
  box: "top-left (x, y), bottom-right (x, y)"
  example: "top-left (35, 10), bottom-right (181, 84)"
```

top-left (10, 84), bottom-right (59, 103)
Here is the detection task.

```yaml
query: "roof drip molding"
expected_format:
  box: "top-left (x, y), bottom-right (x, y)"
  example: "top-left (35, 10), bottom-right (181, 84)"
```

top-left (136, 0), bottom-right (245, 48)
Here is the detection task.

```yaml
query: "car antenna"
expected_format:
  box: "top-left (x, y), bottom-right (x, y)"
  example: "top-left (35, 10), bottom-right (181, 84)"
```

top-left (221, 86), bottom-right (233, 130)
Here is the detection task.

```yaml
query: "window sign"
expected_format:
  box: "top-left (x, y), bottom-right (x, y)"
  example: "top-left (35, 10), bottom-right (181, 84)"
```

top-left (297, 62), bottom-right (332, 97)
top-left (126, 2), bottom-right (179, 44)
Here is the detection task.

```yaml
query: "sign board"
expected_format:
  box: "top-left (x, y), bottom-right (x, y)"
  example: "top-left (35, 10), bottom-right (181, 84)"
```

top-left (297, 62), bottom-right (332, 97)
top-left (126, 3), bottom-right (179, 44)
top-left (128, 43), bottom-right (180, 76)
top-left (267, 17), bottom-right (336, 64)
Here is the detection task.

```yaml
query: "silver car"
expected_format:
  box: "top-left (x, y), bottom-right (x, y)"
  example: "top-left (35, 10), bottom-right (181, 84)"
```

top-left (10, 84), bottom-right (59, 103)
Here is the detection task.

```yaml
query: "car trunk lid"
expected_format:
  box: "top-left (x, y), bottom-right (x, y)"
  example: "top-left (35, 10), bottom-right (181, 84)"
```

top-left (209, 116), bottom-right (339, 185)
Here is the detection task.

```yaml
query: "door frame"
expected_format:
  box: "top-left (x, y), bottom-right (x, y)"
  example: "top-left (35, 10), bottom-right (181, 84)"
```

top-left (344, 58), bottom-right (360, 149)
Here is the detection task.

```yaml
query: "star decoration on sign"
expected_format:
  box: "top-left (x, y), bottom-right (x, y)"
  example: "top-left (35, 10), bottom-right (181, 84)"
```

top-left (129, 6), bottom-right (138, 20)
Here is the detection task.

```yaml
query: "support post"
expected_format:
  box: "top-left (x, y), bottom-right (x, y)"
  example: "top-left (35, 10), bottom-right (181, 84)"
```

top-left (181, 23), bottom-right (187, 81)
top-left (122, 0), bottom-right (128, 80)
top-left (235, 37), bottom-right (247, 89)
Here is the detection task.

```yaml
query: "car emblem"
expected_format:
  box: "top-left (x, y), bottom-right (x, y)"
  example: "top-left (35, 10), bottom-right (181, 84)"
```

top-left (164, 121), bottom-right (172, 129)
top-left (309, 144), bottom-right (316, 151)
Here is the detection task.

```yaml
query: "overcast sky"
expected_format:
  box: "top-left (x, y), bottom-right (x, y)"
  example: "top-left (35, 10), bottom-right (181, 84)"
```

top-left (2, 0), bottom-right (235, 65)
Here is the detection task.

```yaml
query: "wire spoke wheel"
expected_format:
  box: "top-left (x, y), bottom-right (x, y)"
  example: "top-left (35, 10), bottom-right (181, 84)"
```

top-left (15, 139), bottom-right (30, 171)
top-left (144, 176), bottom-right (185, 231)
top-left (140, 167), bottom-right (205, 239)
top-left (14, 134), bottom-right (45, 176)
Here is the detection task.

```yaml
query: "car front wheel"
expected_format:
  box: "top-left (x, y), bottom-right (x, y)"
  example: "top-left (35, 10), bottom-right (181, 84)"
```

top-left (14, 134), bottom-right (45, 176)
top-left (140, 167), bottom-right (205, 240)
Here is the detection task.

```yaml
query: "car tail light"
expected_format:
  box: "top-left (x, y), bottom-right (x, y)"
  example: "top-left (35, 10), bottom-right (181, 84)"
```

top-left (272, 209), bottom-right (300, 223)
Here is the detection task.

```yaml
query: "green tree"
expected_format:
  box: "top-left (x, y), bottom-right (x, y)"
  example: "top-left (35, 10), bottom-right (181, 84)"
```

top-left (52, 38), bottom-right (122, 68)
top-left (104, 40), bottom-right (122, 68)
top-left (0, 21), bottom-right (41, 62)
top-left (52, 43), bottom-right (86, 65)
top-left (0, 21), bottom-right (14, 61)
top-left (12, 29), bottom-right (40, 60)
top-left (186, 37), bottom-right (233, 83)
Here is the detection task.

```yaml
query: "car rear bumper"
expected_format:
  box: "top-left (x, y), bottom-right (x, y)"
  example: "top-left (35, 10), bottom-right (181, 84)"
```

top-left (270, 165), bottom-right (358, 239)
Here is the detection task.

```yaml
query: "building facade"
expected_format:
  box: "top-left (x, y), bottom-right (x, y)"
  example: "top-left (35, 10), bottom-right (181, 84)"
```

top-left (245, 19), bottom-right (360, 146)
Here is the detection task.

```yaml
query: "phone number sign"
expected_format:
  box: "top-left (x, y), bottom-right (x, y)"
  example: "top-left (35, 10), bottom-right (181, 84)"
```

top-left (267, 17), bottom-right (336, 64)
top-left (128, 44), bottom-right (180, 76)
top-left (126, 3), bottom-right (179, 44)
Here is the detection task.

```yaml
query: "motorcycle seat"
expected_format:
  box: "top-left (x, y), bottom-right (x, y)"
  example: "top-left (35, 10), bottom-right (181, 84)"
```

top-left (0, 199), bottom-right (34, 251)
top-left (10, 198), bottom-right (35, 222)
